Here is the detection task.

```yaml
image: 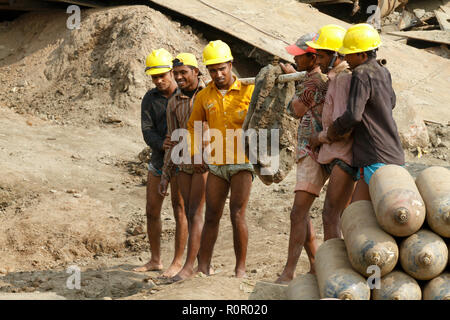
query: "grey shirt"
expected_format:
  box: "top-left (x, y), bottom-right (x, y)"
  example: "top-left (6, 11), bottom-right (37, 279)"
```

top-left (331, 58), bottom-right (405, 167)
top-left (141, 87), bottom-right (176, 170)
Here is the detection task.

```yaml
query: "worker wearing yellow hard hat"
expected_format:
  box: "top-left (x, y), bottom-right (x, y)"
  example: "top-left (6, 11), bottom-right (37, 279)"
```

top-left (326, 23), bottom-right (405, 202)
top-left (157, 51), bottom-right (207, 283)
top-left (338, 23), bottom-right (382, 69)
top-left (306, 24), bottom-right (347, 52)
top-left (145, 48), bottom-right (173, 75)
top-left (202, 39), bottom-right (234, 66)
top-left (305, 24), bottom-right (347, 74)
top-left (187, 40), bottom-right (254, 278)
top-left (136, 47), bottom-right (182, 275)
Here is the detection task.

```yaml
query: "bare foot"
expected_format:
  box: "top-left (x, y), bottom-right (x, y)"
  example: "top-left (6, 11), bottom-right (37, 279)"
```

top-left (275, 273), bottom-right (293, 284)
top-left (160, 262), bottom-right (182, 278)
top-left (133, 261), bottom-right (163, 272)
top-left (235, 268), bottom-right (247, 278)
top-left (308, 268), bottom-right (316, 275)
top-left (171, 267), bottom-right (196, 282)
top-left (195, 266), bottom-right (214, 275)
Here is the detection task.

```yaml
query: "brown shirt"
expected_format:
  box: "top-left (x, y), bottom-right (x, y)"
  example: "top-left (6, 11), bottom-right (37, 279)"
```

top-left (331, 58), bottom-right (404, 167)
top-left (161, 80), bottom-right (205, 181)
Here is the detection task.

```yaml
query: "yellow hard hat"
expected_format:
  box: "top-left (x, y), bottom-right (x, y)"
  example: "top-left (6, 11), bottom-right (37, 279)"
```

top-left (306, 24), bottom-right (346, 52)
top-left (339, 23), bottom-right (382, 55)
top-left (173, 52), bottom-right (199, 68)
top-left (145, 48), bottom-right (173, 75)
top-left (202, 40), bottom-right (233, 66)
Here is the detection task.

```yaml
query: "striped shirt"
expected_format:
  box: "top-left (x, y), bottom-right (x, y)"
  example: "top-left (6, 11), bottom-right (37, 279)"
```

top-left (161, 79), bottom-right (205, 181)
top-left (287, 66), bottom-right (328, 162)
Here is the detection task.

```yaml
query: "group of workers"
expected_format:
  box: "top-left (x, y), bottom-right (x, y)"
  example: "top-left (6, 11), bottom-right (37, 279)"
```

top-left (134, 22), bottom-right (405, 284)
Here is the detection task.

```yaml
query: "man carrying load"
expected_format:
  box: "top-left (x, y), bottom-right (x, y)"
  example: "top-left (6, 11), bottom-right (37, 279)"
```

top-left (276, 31), bottom-right (329, 284)
top-left (325, 23), bottom-right (404, 202)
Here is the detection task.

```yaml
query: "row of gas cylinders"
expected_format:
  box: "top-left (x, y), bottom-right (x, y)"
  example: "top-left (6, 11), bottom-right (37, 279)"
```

top-left (288, 165), bottom-right (449, 300)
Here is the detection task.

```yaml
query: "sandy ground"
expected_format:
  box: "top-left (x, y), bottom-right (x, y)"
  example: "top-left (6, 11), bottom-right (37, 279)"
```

top-left (0, 106), bottom-right (448, 300)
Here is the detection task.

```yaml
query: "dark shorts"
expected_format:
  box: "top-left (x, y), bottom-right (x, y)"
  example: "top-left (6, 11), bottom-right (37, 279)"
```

top-left (148, 162), bottom-right (179, 177)
top-left (323, 159), bottom-right (359, 181)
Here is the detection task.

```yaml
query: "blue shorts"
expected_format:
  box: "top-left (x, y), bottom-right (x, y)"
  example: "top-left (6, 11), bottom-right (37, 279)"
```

top-left (148, 162), bottom-right (163, 177)
top-left (148, 162), bottom-right (180, 177)
top-left (357, 163), bottom-right (386, 185)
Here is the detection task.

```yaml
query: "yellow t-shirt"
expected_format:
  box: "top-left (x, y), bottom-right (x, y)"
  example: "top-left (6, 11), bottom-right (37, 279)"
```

top-left (187, 77), bottom-right (254, 165)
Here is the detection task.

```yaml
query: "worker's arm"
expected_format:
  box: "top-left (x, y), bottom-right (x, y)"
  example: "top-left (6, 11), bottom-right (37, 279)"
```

top-left (287, 98), bottom-right (308, 119)
top-left (389, 71), bottom-right (397, 110)
top-left (141, 94), bottom-right (165, 152)
top-left (287, 76), bottom-right (324, 119)
top-left (327, 74), bottom-right (370, 142)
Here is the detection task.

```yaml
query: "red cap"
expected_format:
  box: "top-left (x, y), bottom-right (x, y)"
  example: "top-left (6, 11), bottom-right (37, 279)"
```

top-left (285, 33), bottom-right (318, 56)
top-left (285, 44), bottom-right (316, 56)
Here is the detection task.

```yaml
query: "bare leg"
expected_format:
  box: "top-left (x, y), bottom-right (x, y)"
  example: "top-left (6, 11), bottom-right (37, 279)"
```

top-left (172, 171), bottom-right (208, 281)
top-left (197, 173), bottom-right (229, 275)
top-left (276, 190), bottom-right (316, 284)
top-left (351, 178), bottom-right (370, 202)
top-left (133, 172), bottom-right (165, 272)
top-left (322, 165), bottom-right (356, 241)
top-left (161, 175), bottom-right (188, 278)
top-left (229, 171), bottom-right (252, 278)
top-left (304, 219), bottom-right (318, 274)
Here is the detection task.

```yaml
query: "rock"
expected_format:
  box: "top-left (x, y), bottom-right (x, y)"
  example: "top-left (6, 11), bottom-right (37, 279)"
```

top-left (413, 9), bottom-right (426, 20)
top-left (393, 95), bottom-right (429, 149)
top-left (71, 154), bottom-right (83, 160)
top-left (131, 225), bottom-right (144, 236)
top-left (73, 193), bottom-right (82, 198)
top-left (138, 147), bottom-right (151, 163)
top-left (102, 115), bottom-right (122, 124)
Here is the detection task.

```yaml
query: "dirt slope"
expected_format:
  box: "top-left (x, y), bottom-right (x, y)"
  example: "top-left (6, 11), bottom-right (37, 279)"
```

top-left (0, 5), bottom-right (208, 127)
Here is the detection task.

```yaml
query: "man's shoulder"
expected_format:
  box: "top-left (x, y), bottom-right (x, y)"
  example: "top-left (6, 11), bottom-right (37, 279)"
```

top-left (194, 81), bottom-right (213, 101)
top-left (306, 70), bottom-right (328, 84)
top-left (335, 70), bottom-right (352, 82)
top-left (352, 59), bottom-right (381, 78)
top-left (142, 88), bottom-right (159, 103)
top-left (240, 81), bottom-right (255, 92)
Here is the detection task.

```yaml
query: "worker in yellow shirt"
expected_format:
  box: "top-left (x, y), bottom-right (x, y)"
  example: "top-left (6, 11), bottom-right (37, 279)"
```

top-left (187, 40), bottom-right (255, 278)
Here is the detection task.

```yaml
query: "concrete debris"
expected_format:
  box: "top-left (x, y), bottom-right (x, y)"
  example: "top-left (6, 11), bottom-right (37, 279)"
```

top-left (387, 30), bottom-right (450, 45)
top-left (398, 10), bottom-right (422, 30)
top-left (435, 10), bottom-right (450, 31)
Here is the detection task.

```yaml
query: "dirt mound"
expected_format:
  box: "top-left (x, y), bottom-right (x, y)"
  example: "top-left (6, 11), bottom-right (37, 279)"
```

top-left (0, 5), bottom-right (208, 126)
top-left (0, 191), bottom-right (126, 272)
